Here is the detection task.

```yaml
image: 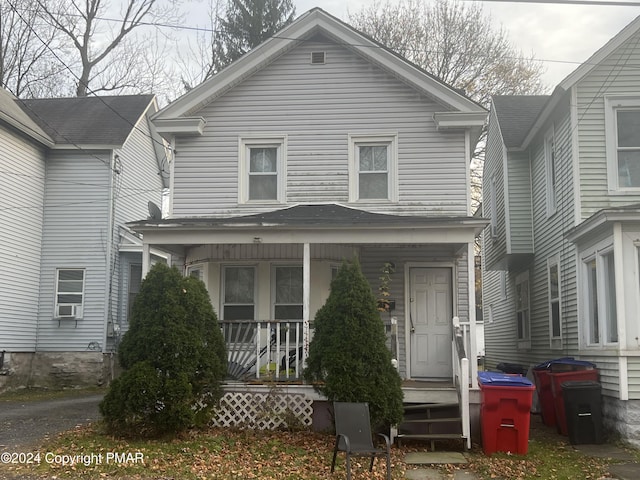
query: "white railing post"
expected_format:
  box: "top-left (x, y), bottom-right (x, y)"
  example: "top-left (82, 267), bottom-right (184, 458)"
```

top-left (461, 357), bottom-right (471, 450)
top-left (452, 316), bottom-right (471, 450)
top-left (302, 243), bottom-right (311, 365)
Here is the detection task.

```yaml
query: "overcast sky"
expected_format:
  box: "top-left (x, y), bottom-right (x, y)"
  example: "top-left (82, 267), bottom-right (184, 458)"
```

top-left (291, 0), bottom-right (640, 88)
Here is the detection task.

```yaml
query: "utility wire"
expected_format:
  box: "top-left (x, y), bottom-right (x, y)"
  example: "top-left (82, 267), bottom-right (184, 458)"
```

top-left (6, 0), bottom-right (172, 177)
top-left (471, 0), bottom-right (640, 5)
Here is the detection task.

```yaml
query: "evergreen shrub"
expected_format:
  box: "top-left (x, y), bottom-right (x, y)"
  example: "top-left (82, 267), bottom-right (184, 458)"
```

top-left (100, 263), bottom-right (226, 437)
top-left (303, 259), bottom-right (403, 429)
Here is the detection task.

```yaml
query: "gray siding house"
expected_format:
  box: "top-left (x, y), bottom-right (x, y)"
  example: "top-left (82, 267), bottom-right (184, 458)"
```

top-left (482, 15), bottom-right (640, 444)
top-left (130, 8), bottom-right (487, 441)
top-left (0, 90), bottom-right (166, 390)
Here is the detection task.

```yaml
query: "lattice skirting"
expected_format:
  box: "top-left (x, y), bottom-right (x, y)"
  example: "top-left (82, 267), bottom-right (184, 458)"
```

top-left (212, 391), bottom-right (313, 430)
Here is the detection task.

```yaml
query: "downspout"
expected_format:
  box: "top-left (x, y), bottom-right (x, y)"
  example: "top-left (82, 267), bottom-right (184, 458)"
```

top-left (102, 151), bottom-right (117, 359)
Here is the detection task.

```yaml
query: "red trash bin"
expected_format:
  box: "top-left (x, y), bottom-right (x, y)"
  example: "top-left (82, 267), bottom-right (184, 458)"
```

top-left (533, 357), bottom-right (575, 427)
top-left (533, 369), bottom-right (555, 426)
top-left (549, 361), bottom-right (598, 435)
top-left (478, 371), bottom-right (535, 455)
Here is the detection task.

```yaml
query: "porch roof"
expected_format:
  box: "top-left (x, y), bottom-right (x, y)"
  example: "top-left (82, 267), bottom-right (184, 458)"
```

top-left (566, 203), bottom-right (640, 244)
top-left (129, 204), bottom-right (488, 246)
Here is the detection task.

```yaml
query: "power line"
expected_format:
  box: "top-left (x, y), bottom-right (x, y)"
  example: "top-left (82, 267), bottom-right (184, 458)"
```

top-left (471, 0), bottom-right (640, 5)
top-left (0, 169), bottom-right (164, 193)
top-left (8, 2), bottom-right (640, 74)
top-left (0, 189), bottom-right (158, 213)
top-left (6, 0), bottom-right (172, 177)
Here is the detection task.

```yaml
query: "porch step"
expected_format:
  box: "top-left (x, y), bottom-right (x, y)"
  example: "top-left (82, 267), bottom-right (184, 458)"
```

top-left (398, 401), bottom-right (464, 450)
top-left (398, 433), bottom-right (464, 441)
top-left (404, 402), bottom-right (459, 411)
top-left (402, 417), bottom-right (462, 424)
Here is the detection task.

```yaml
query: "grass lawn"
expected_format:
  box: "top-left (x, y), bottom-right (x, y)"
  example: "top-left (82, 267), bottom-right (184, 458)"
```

top-left (1, 413), bottom-right (638, 479)
top-left (0, 387), bottom-right (106, 403)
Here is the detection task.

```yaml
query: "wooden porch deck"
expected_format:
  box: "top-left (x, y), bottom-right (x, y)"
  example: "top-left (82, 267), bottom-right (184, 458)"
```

top-left (402, 379), bottom-right (458, 404)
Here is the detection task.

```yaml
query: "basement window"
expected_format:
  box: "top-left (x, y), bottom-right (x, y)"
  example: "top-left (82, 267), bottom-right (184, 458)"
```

top-left (310, 51), bottom-right (326, 64)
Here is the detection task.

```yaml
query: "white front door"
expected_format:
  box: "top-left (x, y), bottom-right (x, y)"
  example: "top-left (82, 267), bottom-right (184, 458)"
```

top-left (409, 267), bottom-right (453, 379)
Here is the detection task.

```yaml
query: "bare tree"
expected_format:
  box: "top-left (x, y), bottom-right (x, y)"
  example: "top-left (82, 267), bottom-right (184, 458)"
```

top-left (0, 0), bottom-right (68, 97)
top-left (37, 0), bottom-right (181, 97)
top-left (349, 0), bottom-right (546, 106)
top-left (349, 0), bottom-right (547, 211)
top-left (177, 0), bottom-right (225, 92)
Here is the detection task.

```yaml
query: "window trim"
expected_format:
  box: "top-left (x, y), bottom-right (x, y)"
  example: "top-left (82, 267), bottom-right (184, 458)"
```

top-left (238, 135), bottom-right (287, 204)
top-left (221, 265), bottom-right (257, 321)
top-left (515, 270), bottom-right (531, 349)
top-left (127, 263), bottom-right (142, 320)
top-left (547, 255), bottom-right (562, 349)
top-left (580, 240), bottom-right (619, 348)
top-left (271, 264), bottom-right (303, 320)
top-left (348, 133), bottom-right (398, 203)
top-left (186, 263), bottom-right (207, 285)
top-left (605, 95), bottom-right (640, 192)
top-left (54, 268), bottom-right (85, 319)
top-left (544, 127), bottom-right (557, 216)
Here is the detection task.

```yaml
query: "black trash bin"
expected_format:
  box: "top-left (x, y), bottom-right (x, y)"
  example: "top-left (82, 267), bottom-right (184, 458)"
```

top-left (496, 362), bottom-right (528, 375)
top-left (561, 381), bottom-right (603, 445)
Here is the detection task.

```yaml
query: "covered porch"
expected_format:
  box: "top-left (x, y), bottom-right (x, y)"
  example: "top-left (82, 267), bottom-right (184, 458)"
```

top-left (129, 204), bottom-right (486, 389)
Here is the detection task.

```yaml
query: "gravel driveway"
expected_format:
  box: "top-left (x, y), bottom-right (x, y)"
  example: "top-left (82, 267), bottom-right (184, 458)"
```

top-left (0, 393), bottom-right (103, 450)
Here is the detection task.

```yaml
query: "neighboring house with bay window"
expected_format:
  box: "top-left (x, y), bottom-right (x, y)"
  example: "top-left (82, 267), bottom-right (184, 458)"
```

top-left (129, 8), bottom-right (487, 440)
top-left (0, 89), bottom-right (167, 390)
top-left (482, 15), bottom-right (640, 445)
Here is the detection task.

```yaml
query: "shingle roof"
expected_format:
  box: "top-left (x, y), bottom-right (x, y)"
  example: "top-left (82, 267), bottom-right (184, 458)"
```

top-left (132, 204), bottom-right (484, 229)
top-left (492, 95), bottom-right (550, 148)
top-left (19, 94), bottom-right (154, 146)
top-left (0, 88), bottom-right (53, 145)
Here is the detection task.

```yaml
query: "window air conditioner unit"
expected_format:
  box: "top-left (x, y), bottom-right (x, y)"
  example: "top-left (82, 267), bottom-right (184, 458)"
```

top-left (57, 304), bottom-right (78, 318)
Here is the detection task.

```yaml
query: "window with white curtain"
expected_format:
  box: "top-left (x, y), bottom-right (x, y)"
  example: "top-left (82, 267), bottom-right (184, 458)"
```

top-left (239, 136), bottom-right (286, 203)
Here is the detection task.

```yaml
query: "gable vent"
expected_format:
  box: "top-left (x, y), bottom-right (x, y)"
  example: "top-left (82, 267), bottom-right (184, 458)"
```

top-left (310, 51), bottom-right (326, 64)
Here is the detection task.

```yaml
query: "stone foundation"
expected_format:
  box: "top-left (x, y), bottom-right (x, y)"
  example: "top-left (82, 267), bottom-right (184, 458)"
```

top-left (603, 396), bottom-right (640, 447)
top-left (0, 351), bottom-right (116, 393)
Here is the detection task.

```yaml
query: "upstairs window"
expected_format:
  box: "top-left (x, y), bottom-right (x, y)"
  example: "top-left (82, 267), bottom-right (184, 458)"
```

top-left (349, 134), bottom-right (398, 202)
top-left (616, 110), bottom-right (640, 188)
top-left (55, 269), bottom-right (85, 318)
top-left (605, 97), bottom-right (640, 190)
top-left (239, 136), bottom-right (286, 203)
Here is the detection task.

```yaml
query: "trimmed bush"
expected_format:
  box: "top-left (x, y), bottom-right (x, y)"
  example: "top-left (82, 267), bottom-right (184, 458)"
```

top-left (303, 259), bottom-right (403, 428)
top-left (100, 263), bottom-right (226, 437)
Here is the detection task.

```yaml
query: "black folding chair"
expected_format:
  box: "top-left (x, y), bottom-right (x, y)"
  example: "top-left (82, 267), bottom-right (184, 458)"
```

top-left (331, 402), bottom-right (391, 480)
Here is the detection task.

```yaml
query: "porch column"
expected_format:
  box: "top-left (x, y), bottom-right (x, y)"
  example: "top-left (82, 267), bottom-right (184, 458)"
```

top-left (467, 242), bottom-right (479, 389)
top-left (142, 242), bottom-right (151, 278)
top-left (302, 243), bottom-right (311, 363)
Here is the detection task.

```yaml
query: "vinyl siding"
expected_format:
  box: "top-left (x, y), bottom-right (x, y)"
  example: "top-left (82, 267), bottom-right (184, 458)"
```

top-left (171, 36), bottom-right (468, 218)
top-left (110, 114), bottom-right (164, 341)
top-left (36, 150), bottom-right (111, 351)
top-left (485, 101), bottom-right (580, 370)
top-left (483, 268), bottom-right (516, 369)
top-left (628, 357), bottom-right (640, 399)
top-left (506, 150), bottom-right (533, 254)
top-left (576, 28), bottom-right (640, 219)
top-left (0, 126), bottom-right (46, 351)
top-left (483, 108), bottom-right (507, 268)
top-left (529, 105), bottom-right (580, 356)
top-left (361, 245), bottom-right (469, 378)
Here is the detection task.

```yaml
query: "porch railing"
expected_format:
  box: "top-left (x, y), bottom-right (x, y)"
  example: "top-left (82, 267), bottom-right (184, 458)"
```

top-left (452, 316), bottom-right (471, 450)
top-left (220, 319), bottom-right (308, 381)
